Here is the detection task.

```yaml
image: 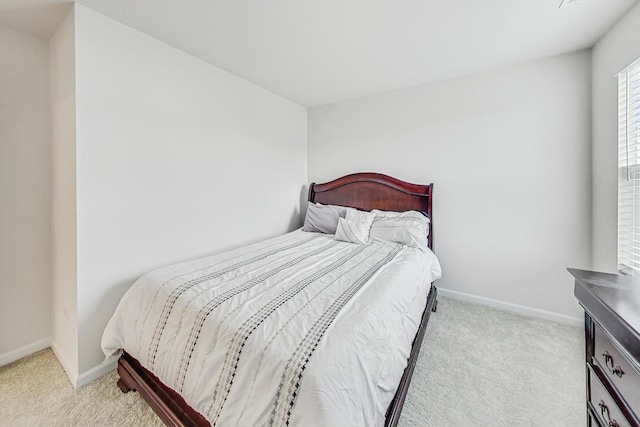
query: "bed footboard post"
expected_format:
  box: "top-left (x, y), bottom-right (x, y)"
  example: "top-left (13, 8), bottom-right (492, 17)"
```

top-left (117, 377), bottom-right (133, 393)
top-left (116, 356), bottom-right (137, 393)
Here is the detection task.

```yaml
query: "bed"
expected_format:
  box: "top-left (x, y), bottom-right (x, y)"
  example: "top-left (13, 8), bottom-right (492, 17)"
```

top-left (102, 172), bottom-right (441, 426)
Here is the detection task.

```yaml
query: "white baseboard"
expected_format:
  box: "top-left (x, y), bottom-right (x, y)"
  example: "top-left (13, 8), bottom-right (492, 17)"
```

top-left (50, 343), bottom-right (117, 388)
top-left (50, 342), bottom-right (78, 387)
top-left (76, 357), bottom-right (118, 388)
top-left (2, 339), bottom-right (117, 389)
top-left (0, 338), bottom-right (51, 368)
top-left (437, 288), bottom-right (583, 327)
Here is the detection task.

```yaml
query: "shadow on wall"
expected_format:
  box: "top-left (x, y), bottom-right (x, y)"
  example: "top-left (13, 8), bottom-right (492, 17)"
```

top-left (289, 185), bottom-right (308, 231)
top-left (80, 277), bottom-right (141, 377)
top-left (98, 278), bottom-right (138, 333)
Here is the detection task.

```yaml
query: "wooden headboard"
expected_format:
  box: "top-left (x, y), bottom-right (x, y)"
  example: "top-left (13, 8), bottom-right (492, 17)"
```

top-left (308, 172), bottom-right (434, 250)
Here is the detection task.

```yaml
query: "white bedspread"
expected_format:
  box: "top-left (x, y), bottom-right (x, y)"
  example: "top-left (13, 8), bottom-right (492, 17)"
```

top-left (102, 230), bottom-right (441, 426)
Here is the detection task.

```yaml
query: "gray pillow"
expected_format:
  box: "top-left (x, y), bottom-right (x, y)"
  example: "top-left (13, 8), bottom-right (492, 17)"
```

top-left (302, 202), bottom-right (348, 234)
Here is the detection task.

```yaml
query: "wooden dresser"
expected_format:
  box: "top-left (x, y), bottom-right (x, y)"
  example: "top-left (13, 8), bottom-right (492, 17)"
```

top-left (569, 269), bottom-right (640, 427)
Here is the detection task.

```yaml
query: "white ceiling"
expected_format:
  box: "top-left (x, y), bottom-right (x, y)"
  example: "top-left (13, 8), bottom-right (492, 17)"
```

top-left (0, 0), bottom-right (70, 39)
top-left (1, 0), bottom-right (638, 107)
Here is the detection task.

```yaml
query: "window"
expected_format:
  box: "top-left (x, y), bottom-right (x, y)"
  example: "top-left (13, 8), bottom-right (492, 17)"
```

top-left (618, 58), bottom-right (640, 274)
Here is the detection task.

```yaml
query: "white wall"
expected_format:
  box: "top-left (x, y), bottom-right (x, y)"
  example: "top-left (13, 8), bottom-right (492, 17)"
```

top-left (50, 9), bottom-right (78, 379)
top-left (592, 2), bottom-right (640, 272)
top-left (72, 5), bottom-right (307, 375)
top-left (0, 24), bottom-right (51, 363)
top-left (309, 51), bottom-right (592, 320)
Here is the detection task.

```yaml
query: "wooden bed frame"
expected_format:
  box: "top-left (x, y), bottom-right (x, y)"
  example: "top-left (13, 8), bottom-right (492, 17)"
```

top-left (116, 172), bottom-right (438, 427)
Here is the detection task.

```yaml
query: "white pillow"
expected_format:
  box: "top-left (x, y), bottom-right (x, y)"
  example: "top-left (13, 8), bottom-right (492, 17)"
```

top-left (370, 209), bottom-right (430, 250)
top-left (334, 209), bottom-right (376, 245)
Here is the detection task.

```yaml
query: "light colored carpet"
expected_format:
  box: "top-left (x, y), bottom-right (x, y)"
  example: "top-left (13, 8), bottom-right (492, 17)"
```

top-left (0, 349), bottom-right (162, 427)
top-left (398, 297), bottom-right (585, 426)
top-left (0, 297), bottom-right (584, 426)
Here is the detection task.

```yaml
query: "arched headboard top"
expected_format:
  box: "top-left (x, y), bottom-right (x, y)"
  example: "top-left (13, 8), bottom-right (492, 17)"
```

top-left (308, 172), bottom-right (433, 249)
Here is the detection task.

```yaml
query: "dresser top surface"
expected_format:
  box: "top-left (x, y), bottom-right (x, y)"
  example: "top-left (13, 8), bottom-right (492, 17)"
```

top-left (569, 268), bottom-right (640, 353)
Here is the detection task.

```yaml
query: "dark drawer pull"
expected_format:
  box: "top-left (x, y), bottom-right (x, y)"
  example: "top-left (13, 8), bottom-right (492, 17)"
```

top-left (598, 400), bottom-right (621, 427)
top-left (602, 351), bottom-right (625, 378)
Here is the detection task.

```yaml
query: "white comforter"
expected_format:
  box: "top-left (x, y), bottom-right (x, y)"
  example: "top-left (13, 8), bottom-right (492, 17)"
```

top-left (102, 230), bottom-right (441, 426)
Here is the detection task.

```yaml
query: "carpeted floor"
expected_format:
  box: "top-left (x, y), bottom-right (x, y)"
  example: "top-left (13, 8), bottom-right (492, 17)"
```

top-left (0, 297), bottom-right (584, 426)
top-left (399, 297), bottom-right (584, 426)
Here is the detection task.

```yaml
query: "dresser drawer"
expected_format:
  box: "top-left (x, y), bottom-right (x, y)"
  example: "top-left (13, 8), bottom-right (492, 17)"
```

top-left (589, 367), bottom-right (633, 427)
top-left (593, 323), bottom-right (640, 415)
